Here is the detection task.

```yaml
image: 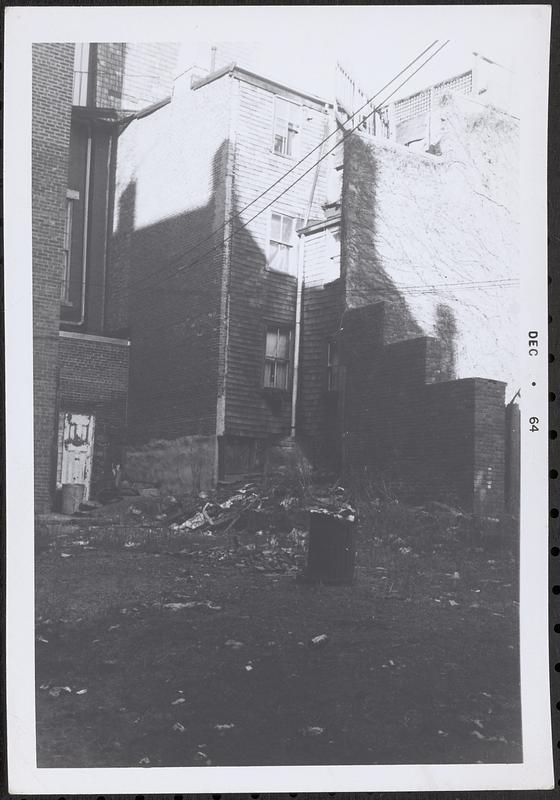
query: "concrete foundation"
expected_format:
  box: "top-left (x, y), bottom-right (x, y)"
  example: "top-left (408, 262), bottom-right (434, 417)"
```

top-left (124, 434), bottom-right (217, 496)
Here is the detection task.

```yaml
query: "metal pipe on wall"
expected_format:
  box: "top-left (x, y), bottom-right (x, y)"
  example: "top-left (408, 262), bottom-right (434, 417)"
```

top-left (67, 123), bottom-right (92, 327)
top-left (290, 112), bottom-right (331, 438)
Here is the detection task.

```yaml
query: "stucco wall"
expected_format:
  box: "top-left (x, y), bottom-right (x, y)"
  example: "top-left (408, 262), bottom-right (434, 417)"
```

top-left (342, 92), bottom-right (519, 398)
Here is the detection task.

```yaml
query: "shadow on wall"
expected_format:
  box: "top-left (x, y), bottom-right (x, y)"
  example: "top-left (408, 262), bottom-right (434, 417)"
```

top-left (342, 133), bottom-right (424, 345)
top-left (106, 139), bottom-right (298, 492)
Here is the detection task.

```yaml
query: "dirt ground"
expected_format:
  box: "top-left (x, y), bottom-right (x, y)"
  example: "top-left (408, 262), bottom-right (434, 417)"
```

top-left (35, 494), bottom-right (522, 768)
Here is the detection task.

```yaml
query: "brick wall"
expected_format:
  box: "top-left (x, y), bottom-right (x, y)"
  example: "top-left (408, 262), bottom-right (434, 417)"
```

top-left (96, 43), bottom-right (179, 111)
top-left (32, 43), bottom-right (74, 511)
top-left (57, 333), bottom-right (129, 498)
top-left (340, 302), bottom-right (506, 513)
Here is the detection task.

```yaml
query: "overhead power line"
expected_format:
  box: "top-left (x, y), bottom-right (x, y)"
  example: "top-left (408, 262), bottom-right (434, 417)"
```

top-left (122, 39), bottom-right (450, 305)
top-left (125, 39), bottom-right (440, 294)
top-left (122, 275), bottom-right (518, 353)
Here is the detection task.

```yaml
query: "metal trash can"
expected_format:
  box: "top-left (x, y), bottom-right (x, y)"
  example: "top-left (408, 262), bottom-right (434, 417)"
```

top-left (61, 483), bottom-right (85, 515)
top-left (305, 509), bottom-right (357, 584)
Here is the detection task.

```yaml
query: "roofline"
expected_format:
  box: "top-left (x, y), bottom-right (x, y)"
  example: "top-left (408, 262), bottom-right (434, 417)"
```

top-left (192, 63), bottom-right (332, 110)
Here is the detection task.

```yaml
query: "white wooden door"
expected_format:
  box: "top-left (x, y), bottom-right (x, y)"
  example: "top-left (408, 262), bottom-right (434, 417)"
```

top-left (60, 412), bottom-right (95, 501)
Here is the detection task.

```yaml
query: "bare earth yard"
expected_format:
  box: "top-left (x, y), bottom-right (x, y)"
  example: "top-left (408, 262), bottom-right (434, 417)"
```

top-left (35, 493), bottom-right (521, 767)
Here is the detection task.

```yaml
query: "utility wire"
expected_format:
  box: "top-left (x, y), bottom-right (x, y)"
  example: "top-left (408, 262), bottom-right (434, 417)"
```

top-left (125, 39), bottom-right (440, 292)
top-left (121, 276), bottom-right (518, 353)
top-left (63, 40), bottom-right (445, 301)
top-left (121, 39), bottom-right (451, 305)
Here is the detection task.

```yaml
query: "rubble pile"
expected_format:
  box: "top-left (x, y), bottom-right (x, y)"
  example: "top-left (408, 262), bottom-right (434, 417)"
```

top-left (122, 479), bottom-right (356, 537)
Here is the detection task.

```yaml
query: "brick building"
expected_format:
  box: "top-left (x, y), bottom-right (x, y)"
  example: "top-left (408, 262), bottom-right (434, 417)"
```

top-left (33, 43), bottom-right (519, 515)
top-left (32, 42), bottom-right (179, 511)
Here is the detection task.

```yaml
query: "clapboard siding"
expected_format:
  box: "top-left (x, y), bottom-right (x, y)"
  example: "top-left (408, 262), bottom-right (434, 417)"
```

top-left (110, 72), bottom-right (234, 443)
top-left (224, 76), bottom-right (330, 438)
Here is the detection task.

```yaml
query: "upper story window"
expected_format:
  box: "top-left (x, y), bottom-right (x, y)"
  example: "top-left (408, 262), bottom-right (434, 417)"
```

top-left (72, 43), bottom-right (91, 106)
top-left (264, 326), bottom-right (292, 390)
top-left (268, 212), bottom-right (298, 276)
top-left (273, 96), bottom-right (300, 157)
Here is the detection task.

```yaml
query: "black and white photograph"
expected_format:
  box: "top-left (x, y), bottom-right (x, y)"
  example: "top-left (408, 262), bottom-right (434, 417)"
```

top-left (4, 4), bottom-right (553, 794)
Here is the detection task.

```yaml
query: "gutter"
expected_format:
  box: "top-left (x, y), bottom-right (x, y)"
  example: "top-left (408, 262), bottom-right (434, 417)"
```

top-left (192, 63), bottom-right (330, 110)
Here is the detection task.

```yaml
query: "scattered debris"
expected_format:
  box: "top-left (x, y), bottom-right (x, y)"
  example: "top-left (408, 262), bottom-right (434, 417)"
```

top-left (48, 686), bottom-right (72, 698)
top-left (302, 726), bottom-right (324, 736)
top-left (175, 511), bottom-right (206, 531)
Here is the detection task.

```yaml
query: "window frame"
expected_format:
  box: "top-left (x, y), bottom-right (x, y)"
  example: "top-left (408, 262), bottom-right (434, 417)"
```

top-left (263, 324), bottom-right (293, 392)
top-left (324, 225), bottom-right (341, 284)
top-left (266, 211), bottom-right (299, 277)
top-left (272, 95), bottom-right (301, 159)
top-left (326, 337), bottom-right (340, 393)
top-left (61, 189), bottom-right (80, 306)
top-left (72, 43), bottom-right (91, 107)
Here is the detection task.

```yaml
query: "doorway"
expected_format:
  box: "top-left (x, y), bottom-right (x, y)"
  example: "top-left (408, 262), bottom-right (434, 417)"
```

top-left (57, 411), bottom-right (95, 501)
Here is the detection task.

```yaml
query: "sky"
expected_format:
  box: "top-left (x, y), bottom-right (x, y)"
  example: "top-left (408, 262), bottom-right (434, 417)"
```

top-left (176, 6), bottom-right (527, 107)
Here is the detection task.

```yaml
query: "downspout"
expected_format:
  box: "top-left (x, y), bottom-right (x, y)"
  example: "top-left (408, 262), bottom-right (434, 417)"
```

top-left (290, 111), bottom-right (331, 438)
top-left (67, 123), bottom-right (92, 327)
top-left (100, 130), bottom-right (114, 332)
top-left (215, 74), bottom-right (238, 481)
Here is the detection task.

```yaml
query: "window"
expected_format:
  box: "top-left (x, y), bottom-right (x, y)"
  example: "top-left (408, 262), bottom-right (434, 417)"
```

top-left (325, 226), bottom-right (341, 282)
top-left (264, 326), bottom-right (291, 390)
top-left (268, 212), bottom-right (298, 275)
top-left (62, 191), bottom-right (79, 303)
top-left (273, 96), bottom-right (300, 157)
top-left (72, 43), bottom-right (90, 106)
top-left (327, 339), bottom-right (339, 392)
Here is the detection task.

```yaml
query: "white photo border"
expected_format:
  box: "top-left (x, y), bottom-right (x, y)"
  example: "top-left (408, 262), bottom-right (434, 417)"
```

top-left (4, 4), bottom-right (554, 793)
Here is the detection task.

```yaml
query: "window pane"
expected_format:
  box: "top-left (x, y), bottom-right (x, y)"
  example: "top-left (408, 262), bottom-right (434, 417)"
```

top-left (276, 360), bottom-right (288, 389)
top-left (277, 330), bottom-right (289, 359)
top-left (274, 134), bottom-right (286, 154)
top-left (264, 359), bottom-right (276, 388)
top-left (265, 329), bottom-right (278, 358)
top-left (271, 213), bottom-right (282, 241)
top-left (281, 216), bottom-right (293, 243)
top-left (269, 241), bottom-right (290, 273)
